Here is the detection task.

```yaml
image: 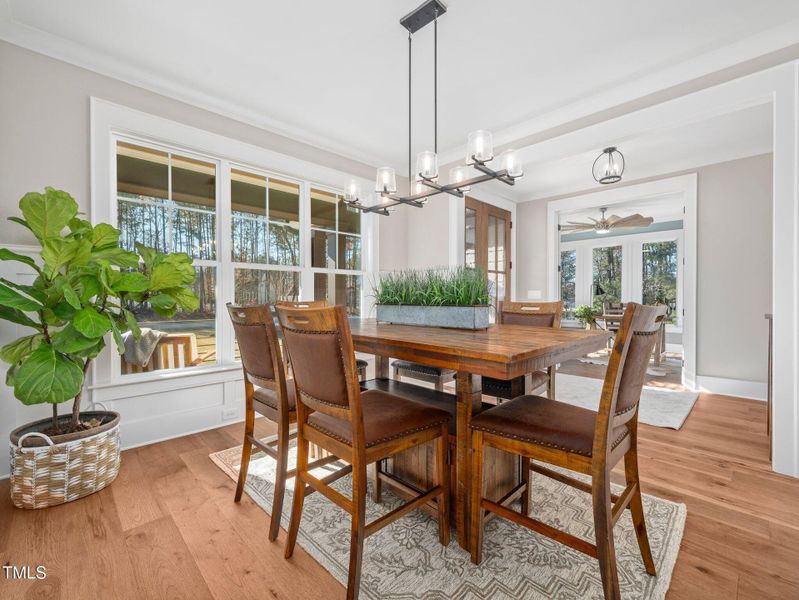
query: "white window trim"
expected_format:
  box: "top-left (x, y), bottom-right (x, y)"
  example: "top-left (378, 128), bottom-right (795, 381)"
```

top-left (91, 98), bottom-right (377, 390)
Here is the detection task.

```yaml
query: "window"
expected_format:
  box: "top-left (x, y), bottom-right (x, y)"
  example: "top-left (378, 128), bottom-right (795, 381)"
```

top-left (116, 141), bottom-right (219, 374)
top-left (642, 240), bottom-right (678, 323)
top-left (559, 249), bottom-right (576, 319)
top-left (592, 245), bottom-right (622, 311)
top-left (114, 138), bottom-right (367, 377)
top-left (310, 187), bottom-right (363, 315)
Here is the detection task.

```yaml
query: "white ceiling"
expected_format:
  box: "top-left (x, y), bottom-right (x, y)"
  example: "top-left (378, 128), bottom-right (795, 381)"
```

top-left (2, 0), bottom-right (798, 179)
top-left (515, 102), bottom-right (774, 202)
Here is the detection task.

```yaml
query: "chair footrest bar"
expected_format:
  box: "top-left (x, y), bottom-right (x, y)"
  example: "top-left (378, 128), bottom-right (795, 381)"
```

top-left (364, 485), bottom-right (442, 538)
top-left (530, 462), bottom-right (620, 503)
top-left (483, 482), bottom-right (528, 525)
top-left (288, 454), bottom-right (343, 479)
top-left (302, 470), bottom-right (353, 513)
top-left (481, 498), bottom-right (598, 558)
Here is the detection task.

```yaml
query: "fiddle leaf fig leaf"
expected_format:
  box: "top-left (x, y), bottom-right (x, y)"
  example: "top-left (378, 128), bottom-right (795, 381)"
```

top-left (0, 248), bottom-right (40, 272)
top-left (0, 334), bottom-right (44, 365)
top-left (0, 305), bottom-right (41, 330)
top-left (112, 271), bottom-right (149, 293)
top-left (78, 274), bottom-right (102, 302)
top-left (135, 243), bottom-right (159, 271)
top-left (91, 223), bottom-right (121, 248)
top-left (52, 324), bottom-right (99, 353)
top-left (62, 284), bottom-right (82, 310)
top-left (19, 188), bottom-right (78, 241)
top-left (0, 278), bottom-right (47, 303)
top-left (90, 246), bottom-right (139, 268)
top-left (123, 309), bottom-right (141, 339)
top-left (162, 286), bottom-right (199, 313)
top-left (0, 281), bottom-right (43, 312)
top-left (41, 238), bottom-right (79, 276)
top-left (73, 307), bottom-right (112, 338)
top-left (14, 344), bottom-right (84, 405)
top-left (109, 318), bottom-right (125, 355)
top-left (149, 263), bottom-right (189, 290)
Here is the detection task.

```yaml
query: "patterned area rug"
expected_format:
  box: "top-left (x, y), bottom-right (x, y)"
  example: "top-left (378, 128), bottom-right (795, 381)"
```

top-left (211, 443), bottom-right (686, 600)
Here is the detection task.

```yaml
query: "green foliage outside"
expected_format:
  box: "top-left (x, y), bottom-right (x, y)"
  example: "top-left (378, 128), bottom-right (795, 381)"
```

top-left (0, 188), bottom-right (198, 432)
top-left (374, 267), bottom-right (491, 307)
top-left (591, 245), bottom-right (622, 311)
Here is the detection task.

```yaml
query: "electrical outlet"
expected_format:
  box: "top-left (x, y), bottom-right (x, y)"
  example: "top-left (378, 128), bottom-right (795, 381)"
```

top-left (222, 407), bottom-right (237, 420)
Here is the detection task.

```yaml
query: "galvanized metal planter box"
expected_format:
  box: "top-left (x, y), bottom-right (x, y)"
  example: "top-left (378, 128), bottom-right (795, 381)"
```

top-left (375, 304), bottom-right (490, 330)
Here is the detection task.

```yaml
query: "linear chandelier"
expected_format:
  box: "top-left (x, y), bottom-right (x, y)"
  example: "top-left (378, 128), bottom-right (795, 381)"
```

top-left (343, 0), bottom-right (524, 216)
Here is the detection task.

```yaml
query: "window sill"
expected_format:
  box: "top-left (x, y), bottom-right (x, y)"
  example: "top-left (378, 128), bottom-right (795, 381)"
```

top-left (90, 363), bottom-right (242, 391)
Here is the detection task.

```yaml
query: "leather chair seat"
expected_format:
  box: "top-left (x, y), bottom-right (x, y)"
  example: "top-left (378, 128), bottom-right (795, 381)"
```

top-left (253, 380), bottom-right (297, 412)
top-left (481, 370), bottom-right (550, 398)
top-left (392, 360), bottom-right (455, 378)
top-left (308, 389), bottom-right (450, 448)
top-left (471, 395), bottom-right (629, 457)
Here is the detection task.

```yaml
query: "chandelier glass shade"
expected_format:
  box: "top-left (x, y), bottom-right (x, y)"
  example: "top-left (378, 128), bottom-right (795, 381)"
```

top-left (343, 0), bottom-right (523, 216)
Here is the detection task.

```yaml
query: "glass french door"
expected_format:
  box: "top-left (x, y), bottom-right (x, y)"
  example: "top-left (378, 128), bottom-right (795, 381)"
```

top-left (465, 197), bottom-right (511, 312)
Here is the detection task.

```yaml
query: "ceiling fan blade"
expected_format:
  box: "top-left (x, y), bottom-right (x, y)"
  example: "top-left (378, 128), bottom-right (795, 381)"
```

top-left (560, 224), bottom-right (594, 232)
top-left (611, 214), bottom-right (654, 228)
top-left (606, 214), bottom-right (623, 225)
top-left (566, 220), bottom-right (593, 226)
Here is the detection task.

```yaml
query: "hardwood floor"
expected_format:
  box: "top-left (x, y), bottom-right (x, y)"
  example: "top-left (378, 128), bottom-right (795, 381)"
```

top-left (2, 373), bottom-right (797, 599)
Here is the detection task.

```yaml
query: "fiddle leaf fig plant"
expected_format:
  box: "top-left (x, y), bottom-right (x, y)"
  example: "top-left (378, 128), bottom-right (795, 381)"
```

top-left (0, 188), bottom-right (199, 435)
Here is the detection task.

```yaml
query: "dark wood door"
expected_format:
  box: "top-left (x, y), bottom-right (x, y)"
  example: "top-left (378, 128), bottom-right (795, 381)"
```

top-left (465, 197), bottom-right (511, 305)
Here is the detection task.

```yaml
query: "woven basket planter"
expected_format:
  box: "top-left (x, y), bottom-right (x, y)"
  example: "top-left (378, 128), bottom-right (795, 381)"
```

top-left (9, 411), bottom-right (121, 510)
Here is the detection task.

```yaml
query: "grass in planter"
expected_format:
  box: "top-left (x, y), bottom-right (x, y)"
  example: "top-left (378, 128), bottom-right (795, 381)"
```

top-left (374, 267), bottom-right (491, 306)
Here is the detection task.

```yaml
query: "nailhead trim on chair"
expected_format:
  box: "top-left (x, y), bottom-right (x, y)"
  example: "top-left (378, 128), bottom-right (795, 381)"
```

top-left (308, 418), bottom-right (449, 448)
top-left (471, 419), bottom-right (629, 457)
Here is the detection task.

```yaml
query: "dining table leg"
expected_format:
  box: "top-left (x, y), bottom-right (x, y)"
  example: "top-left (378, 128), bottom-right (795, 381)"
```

top-left (455, 371), bottom-right (482, 549)
top-left (374, 355), bottom-right (389, 379)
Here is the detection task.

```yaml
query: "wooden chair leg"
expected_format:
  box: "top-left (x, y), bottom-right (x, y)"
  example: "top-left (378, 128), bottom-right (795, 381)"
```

top-left (592, 471), bottom-right (621, 600)
top-left (372, 460), bottom-right (383, 504)
top-left (547, 365), bottom-right (556, 399)
top-left (520, 456), bottom-right (531, 516)
top-left (346, 462), bottom-right (367, 600)
top-left (435, 378), bottom-right (444, 392)
top-left (393, 366), bottom-right (400, 381)
top-left (268, 421), bottom-right (290, 542)
top-left (234, 403), bottom-right (254, 502)
top-left (284, 434), bottom-right (309, 559)
top-left (435, 424), bottom-right (450, 546)
top-left (625, 449), bottom-right (656, 576)
top-left (469, 430), bottom-right (486, 564)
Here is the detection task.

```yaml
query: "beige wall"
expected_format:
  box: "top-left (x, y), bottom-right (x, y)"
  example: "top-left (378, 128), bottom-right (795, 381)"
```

top-left (0, 41), bottom-right (408, 270)
top-left (515, 154), bottom-right (773, 384)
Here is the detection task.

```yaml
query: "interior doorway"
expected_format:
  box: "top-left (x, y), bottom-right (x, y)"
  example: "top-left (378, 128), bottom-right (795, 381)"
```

top-left (465, 196), bottom-right (511, 308)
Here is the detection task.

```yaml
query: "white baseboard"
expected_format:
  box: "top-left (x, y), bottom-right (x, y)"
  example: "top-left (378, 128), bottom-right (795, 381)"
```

top-left (694, 375), bottom-right (768, 401)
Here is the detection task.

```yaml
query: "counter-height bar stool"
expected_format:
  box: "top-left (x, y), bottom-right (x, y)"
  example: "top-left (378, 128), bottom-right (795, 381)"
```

top-left (276, 304), bottom-right (451, 600)
top-left (482, 301), bottom-right (563, 401)
top-left (227, 303), bottom-right (340, 542)
top-left (469, 302), bottom-right (666, 600)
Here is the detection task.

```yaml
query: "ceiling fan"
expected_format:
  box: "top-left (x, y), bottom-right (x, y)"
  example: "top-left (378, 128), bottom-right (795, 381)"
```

top-left (559, 207), bottom-right (654, 235)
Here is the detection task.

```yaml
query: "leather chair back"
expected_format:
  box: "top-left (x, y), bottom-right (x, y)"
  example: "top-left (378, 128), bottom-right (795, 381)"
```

top-left (594, 303), bottom-right (667, 456)
top-left (227, 303), bottom-right (289, 397)
top-left (275, 304), bottom-right (363, 425)
top-left (498, 301), bottom-right (564, 328)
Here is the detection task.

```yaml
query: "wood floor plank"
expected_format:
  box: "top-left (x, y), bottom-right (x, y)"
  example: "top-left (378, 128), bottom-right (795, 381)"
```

top-left (123, 516), bottom-right (215, 600)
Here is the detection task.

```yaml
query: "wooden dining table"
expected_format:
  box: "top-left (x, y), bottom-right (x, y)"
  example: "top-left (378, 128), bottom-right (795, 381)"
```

top-left (349, 318), bottom-right (610, 549)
